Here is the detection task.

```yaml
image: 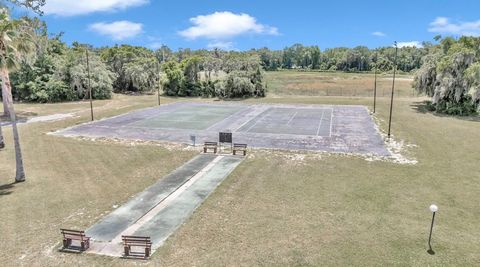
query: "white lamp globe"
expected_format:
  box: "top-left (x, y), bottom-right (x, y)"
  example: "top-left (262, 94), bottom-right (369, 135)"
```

top-left (429, 204), bottom-right (438, 212)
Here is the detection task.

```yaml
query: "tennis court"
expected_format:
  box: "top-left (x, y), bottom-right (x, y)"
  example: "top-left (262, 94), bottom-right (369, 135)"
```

top-left (237, 107), bottom-right (332, 136)
top-left (129, 105), bottom-right (243, 130)
top-left (55, 102), bottom-right (390, 156)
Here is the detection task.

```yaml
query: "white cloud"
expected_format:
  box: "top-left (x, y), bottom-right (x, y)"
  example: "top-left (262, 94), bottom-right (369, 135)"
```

top-left (428, 17), bottom-right (480, 36)
top-left (207, 41), bottom-right (234, 50)
top-left (44, 0), bottom-right (149, 16)
top-left (372, 31), bottom-right (386, 37)
top-left (179, 11), bottom-right (279, 40)
top-left (89, 21), bottom-right (143, 40)
top-left (397, 41), bottom-right (423, 48)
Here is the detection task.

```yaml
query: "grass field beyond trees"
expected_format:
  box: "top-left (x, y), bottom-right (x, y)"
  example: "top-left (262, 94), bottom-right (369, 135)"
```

top-left (1, 71), bottom-right (479, 266)
top-left (265, 71), bottom-right (415, 97)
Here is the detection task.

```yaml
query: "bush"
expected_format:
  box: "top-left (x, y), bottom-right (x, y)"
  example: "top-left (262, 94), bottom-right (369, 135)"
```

top-left (162, 62), bottom-right (266, 99)
top-left (11, 40), bottom-right (114, 103)
top-left (435, 96), bottom-right (478, 116)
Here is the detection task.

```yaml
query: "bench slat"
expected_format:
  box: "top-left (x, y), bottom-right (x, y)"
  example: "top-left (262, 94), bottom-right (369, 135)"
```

top-left (61, 229), bottom-right (85, 234)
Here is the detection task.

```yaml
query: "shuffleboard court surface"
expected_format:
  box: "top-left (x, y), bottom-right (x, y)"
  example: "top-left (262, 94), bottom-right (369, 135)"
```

top-left (54, 102), bottom-right (390, 156)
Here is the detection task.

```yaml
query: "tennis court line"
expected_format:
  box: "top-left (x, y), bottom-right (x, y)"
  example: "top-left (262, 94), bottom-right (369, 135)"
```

top-left (329, 108), bottom-right (333, 137)
top-left (316, 109), bottom-right (326, 136)
top-left (286, 111), bottom-right (298, 126)
top-left (242, 108), bottom-right (274, 133)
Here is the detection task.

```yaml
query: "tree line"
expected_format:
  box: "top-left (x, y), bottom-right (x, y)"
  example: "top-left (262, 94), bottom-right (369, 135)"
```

top-left (254, 43), bottom-right (428, 72)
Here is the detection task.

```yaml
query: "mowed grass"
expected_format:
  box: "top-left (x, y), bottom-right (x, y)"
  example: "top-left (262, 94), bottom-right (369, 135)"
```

top-left (266, 70), bottom-right (416, 98)
top-left (1, 73), bottom-right (479, 266)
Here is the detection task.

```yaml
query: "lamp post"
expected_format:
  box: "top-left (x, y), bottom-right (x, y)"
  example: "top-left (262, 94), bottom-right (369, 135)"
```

top-left (157, 80), bottom-right (161, 106)
top-left (387, 41), bottom-right (398, 139)
top-left (373, 51), bottom-right (378, 113)
top-left (85, 48), bottom-right (94, 121)
top-left (158, 44), bottom-right (165, 106)
top-left (428, 204), bottom-right (438, 254)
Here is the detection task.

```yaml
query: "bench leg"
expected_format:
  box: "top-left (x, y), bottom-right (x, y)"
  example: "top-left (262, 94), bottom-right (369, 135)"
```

top-left (81, 241), bottom-right (86, 251)
top-left (214, 148), bottom-right (217, 154)
top-left (204, 147), bottom-right (207, 153)
top-left (145, 247), bottom-right (151, 258)
top-left (243, 150), bottom-right (246, 156)
top-left (63, 238), bottom-right (70, 249)
top-left (124, 245), bottom-right (130, 257)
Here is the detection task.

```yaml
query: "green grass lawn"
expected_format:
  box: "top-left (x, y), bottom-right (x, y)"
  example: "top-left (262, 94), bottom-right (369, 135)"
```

top-left (265, 70), bottom-right (416, 98)
top-left (1, 72), bottom-right (479, 266)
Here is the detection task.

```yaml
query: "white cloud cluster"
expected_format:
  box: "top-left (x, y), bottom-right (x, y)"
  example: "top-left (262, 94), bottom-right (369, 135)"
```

top-left (44, 0), bottom-right (149, 16)
top-left (372, 31), bottom-right (386, 37)
top-left (89, 21), bottom-right (143, 40)
top-left (179, 11), bottom-right (279, 40)
top-left (428, 17), bottom-right (480, 36)
top-left (397, 41), bottom-right (423, 48)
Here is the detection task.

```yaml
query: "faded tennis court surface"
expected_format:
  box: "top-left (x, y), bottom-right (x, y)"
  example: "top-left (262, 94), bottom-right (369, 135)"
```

top-left (55, 102), bottom-right (390, 156)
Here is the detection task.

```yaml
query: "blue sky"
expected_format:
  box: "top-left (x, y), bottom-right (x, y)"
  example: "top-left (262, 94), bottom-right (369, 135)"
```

top-left (18, 0), bottom-right (480, 50)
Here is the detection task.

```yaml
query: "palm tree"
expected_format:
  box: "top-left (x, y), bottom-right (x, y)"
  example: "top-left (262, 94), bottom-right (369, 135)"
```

top-left (0, 10), bottom-right (33, 182)
top-left (2, 69), bottom-right (25, 181)
top-left (0, 119), bottom-right (4, 149)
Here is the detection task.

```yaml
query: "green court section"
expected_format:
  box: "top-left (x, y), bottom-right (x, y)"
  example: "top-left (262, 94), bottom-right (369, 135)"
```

top-left (128, 105), bottom-right (243, 130)
top-left (133, 156), bottom-right (243, 248)
top-left (86, 154), bottom-right (217, 242)
top-left (237, 107), bottom-right (333, 136)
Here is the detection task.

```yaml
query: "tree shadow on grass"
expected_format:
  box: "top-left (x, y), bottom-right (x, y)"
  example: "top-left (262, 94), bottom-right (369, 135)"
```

top-left (0, 111), bottom-right (38, 126)
top-left (0, 182), bottom-right (16, 196)
top-left (411, 101), bottom-right (480, 122)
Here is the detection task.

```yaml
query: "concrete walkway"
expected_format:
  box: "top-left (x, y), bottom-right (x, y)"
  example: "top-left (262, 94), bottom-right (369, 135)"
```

top-left (85, 154), bottom-right (243, 257)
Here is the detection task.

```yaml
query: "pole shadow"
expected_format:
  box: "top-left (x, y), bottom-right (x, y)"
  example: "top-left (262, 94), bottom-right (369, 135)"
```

top-left (0, 182), bottom-right (16, 196)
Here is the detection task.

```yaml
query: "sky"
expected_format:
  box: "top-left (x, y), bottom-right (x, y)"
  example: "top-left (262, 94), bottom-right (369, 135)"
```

top-left (12, 0), bottom-right (480, 51)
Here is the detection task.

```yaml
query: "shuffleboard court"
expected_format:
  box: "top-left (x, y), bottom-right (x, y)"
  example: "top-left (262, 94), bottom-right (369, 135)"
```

top-left (54, 102), bottom-right (390, 156)
top-left (85, 154), bottom-right (244, 257)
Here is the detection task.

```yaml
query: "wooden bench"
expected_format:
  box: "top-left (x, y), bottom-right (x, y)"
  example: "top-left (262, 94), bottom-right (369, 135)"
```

top-left (233, 143), bottom-right (247, 156)
top-left (60, 229), bottom-right (90, 251)
top-left (122, 235), bottom-right (152, 259)
top-left (204, 142), bottom-right (218, 154)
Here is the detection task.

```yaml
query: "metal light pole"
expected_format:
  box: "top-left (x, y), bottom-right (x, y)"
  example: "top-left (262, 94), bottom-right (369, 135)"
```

top-left (373, 51), bottom-right (378, 113)
top-left (85, 48), bottom-right (94, 121)
top-left (387, 42), bottom-right (398, 139)
top-left (157, 45), bottom-right (165, 106)
top-left (157, 83), bottom-right (161, 106)
top-left (428, 204), bottom-right (438, 254)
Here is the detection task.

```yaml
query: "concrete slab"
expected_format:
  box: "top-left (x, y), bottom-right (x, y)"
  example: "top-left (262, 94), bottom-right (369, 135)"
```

top-left (54, 102), bottom-right (390, 156)
top-left (133, 156), bottom-right (243, 249)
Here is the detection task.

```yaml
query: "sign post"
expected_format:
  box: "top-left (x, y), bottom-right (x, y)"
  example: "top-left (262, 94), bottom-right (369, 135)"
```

top-left (190, 135), bottom-right (196, 147)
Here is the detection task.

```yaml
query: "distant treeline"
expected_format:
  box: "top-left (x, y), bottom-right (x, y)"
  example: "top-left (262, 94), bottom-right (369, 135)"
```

top-left (156, 43), bottom-right (429, 73)
top-left (255, 44), bottom-right (429, 72)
